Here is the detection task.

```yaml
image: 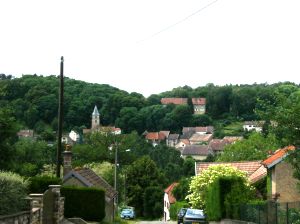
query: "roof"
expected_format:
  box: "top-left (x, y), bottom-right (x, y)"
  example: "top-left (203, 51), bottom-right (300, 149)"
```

top-left (168, 134), bottom-right (179, 140)
top-left (164, 183), bottom-right (178, 204)
top-left (196, 161), bottom-right (263, 176)
top-left (244, 121), bottom-right (265, 126)
top-left (92, 105), bottom-right (100, 116)
top-left (192, 98), bottom-right (206, 105)
top-left (145, 132), bottom-right (166, 140)
top-left (262, 146), bottom-right (296, 168)
top-left (63, 168), bottom-right (117, 200)
top-left (161, 98), bottom-right (188, 105)
top-left (182, 126), bottom-right (214, 134)
top-left (189, 133), bottom-right (213, 142)
top-left (182, 145), bottom-right (210, 156)
top-left (160, 131), bottom-right (170, 138)
top-left (223, 136), bottom-right (243, 144)
top-left (248, 165), bottom-right (268, 184)
top-left (17, 129), bottom-right (34, 138)
top-left (208, 139), bottom-right (228, 151)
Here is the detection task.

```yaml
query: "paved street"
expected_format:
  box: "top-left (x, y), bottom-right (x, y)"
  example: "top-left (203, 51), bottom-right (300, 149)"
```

top-left (138, 221), bottom-right (177, 224)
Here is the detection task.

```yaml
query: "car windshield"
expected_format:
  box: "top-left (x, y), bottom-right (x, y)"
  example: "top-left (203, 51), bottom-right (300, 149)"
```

top-left (186, 209), bottom-right (204, 216)
top-left (122, 209), bottom-right (132, 213)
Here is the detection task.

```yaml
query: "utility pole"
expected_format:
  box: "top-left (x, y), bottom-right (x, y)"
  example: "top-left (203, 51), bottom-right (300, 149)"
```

top-left (56, 56), bottom-right (64, 178)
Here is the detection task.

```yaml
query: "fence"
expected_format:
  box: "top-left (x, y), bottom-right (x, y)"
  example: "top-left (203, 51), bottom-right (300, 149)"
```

top-left (239, 201), bottom-right (300, 224)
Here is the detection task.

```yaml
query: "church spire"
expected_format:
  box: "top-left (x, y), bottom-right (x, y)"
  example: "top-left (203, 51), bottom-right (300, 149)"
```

top-left (91, 105), bottom-right (100, 130)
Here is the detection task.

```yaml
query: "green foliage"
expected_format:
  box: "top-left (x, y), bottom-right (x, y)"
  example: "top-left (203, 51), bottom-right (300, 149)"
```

top-left (183, 156), bottom-right (196, 176)
top-left (143, 186), bottom-right (163, 218)
top-left (126, 156), bottom-right (166, 217)
top-left (186, 164), bottom-right (252, 209)
top-left (0, 171), bottom-right (29, 215)
top-left (0, 108), bottom-right (18, 170)
top-left (217, 132), bottom-right (280, 162)
top-left (172, 178), bottom-right (191, 201)
top-left (13, 139), bottom-right (55, 176)
top-left (206, 178), bottom-right (222, 221)
top-left (205, 176), bottom-right (254, 221)
top-left (169, 201), bottom-right (189, 220)
top-left (28, 175), bottom-right (62, 193)
top-left (61, 186), bottom-right (105, 222)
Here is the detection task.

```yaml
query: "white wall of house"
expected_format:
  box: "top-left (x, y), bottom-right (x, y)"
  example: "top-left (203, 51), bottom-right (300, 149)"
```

top-left (243, 125), bottom-right (262, 132)
top-left (163, 193), bottom-right (170, 221)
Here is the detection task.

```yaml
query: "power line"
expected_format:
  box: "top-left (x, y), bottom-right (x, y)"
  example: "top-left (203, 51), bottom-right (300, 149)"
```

top-left (137, 0), bottom-right (219, 43)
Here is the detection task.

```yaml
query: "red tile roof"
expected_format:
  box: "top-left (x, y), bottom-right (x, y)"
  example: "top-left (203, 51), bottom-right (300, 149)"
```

top-left (164, 182), bottom-right (178, 204)
top-left (161, 98), bottom-right (188, 105)
top-left (196, 161), bottom-right (264, 178)
top-left (223, 136), bottom-right (243, 144)
top-left (192, 98), bottom-right (206, 105)
top-left (262, 146), bottom-right (295, 168)
top-left (248, 165), bottom-right (267, 184)
top-left (209, 139), bottom-right (228, 151)
top-left (145, 132), bottom-right (166, 140)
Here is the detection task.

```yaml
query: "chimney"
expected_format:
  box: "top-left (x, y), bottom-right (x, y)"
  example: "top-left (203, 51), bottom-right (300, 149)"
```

top-left (62, 145), bottom-right (73, 177)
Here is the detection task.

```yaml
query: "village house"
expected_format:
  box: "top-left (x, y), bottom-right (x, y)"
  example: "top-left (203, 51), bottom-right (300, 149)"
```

top-left (189, 133), bottom-right (213, 145)
top-left (243, 121), bottom-right (264, 132)
top-left (144, 131), bottom-right (169, 147)
top-left (208, 136), bottom-right (243, 154)
top-left (62, 147), bottom-right (117, 222)
top-left (175, 139), bottom-right (190, 149)
top-left (195, 161), bottom-right (267, 184)
top-left (166, 134), bottom-right (180, 147)
top-left (181, 145), bottom-right (210, 160)
top-left (163, 182), bottom-right (178, 221)
top-left (17, 129), bottom-right (35, 139)
top-left (182, 126), bottom-right (214, 135)
top-left (160, 97), bottom-right (206, 114)
top-left (262, 146), bottom-right (300, 202)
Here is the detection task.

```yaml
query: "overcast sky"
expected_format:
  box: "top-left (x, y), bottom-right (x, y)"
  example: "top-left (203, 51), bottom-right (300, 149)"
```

top-left (1, 0), bottom-right (299, 97)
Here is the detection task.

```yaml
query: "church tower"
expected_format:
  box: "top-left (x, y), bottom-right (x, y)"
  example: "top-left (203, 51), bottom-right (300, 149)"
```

top-left (91, 105), bottom-right (100, 130)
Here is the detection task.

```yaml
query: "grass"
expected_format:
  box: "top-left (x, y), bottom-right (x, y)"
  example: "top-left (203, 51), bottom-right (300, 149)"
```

top-left (222, 122), bottom-right (244, 136)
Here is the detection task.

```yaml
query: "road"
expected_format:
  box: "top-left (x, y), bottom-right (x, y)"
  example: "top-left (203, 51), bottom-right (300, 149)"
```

top-left (138, 221), bottom-right (177, 224)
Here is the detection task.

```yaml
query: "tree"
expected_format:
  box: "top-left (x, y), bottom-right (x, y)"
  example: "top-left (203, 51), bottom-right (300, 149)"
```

top-left (0, 108), bottom-right (18, 170)
top-left (217, 132), bottom-right (280, 162)
top-left (186, 165), bottom-right (251, 209)
top-left (126, 156), bottom-right (166, 216)
top-left (172, 177), bottom-right (191, 201)
top-left (143, 186), bottom-right (164, 218)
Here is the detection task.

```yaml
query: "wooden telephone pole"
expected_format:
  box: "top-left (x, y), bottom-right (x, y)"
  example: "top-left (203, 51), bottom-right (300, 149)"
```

top-left (56, 56), bottom-right (64, 177)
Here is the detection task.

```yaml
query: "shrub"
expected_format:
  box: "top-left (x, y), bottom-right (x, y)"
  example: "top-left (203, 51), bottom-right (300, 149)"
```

top-left (170, 201), bottom-right (189, 220)
top-left (205, 176), bottom-right (254, 221)
top-left (61, 186), bottom-right (105, 222)
top-left (28, 175), bottom-right (62, 193)
top-left (143, 186), bottom-right (163, 218)
top-left (0, 171), bottom-right (29, 215)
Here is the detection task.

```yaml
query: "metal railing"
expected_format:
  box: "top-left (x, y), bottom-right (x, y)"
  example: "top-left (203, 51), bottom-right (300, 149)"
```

top-left (239, 201), bottom-right (300, 224)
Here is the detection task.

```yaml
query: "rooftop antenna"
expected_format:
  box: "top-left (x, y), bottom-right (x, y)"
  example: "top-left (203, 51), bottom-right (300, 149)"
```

top-left (56, 56), bottom-right (64, 177)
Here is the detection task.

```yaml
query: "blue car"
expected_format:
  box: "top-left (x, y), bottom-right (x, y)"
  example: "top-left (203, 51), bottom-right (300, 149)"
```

top-left (183, 208), bottom-right (206, 224)
top-left (120, 208), bottom-right (135, 219)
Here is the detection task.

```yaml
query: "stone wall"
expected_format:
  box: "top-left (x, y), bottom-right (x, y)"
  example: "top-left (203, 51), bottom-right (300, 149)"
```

top-left (0, 185), bottom-right (65, 224)
top-left (275, 162), bottom-right (300, 202)
top-left (0, 211), bottom-right (30, 224)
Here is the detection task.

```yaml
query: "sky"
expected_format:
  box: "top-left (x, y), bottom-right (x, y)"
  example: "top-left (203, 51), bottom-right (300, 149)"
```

top-left (1, 0), bottom-right (300, 97)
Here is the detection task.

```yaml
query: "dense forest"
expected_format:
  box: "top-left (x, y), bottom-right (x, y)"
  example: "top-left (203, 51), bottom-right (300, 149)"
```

top-left (1, 74), bottom-right (298, 137)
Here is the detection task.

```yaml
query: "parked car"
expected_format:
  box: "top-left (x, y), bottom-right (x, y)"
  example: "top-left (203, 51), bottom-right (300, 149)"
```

top-left (120, 208), bottom-right (135, 219)
top-left (177, 208), bottom-right (187, 224)
top-left (183, 208), bottom-right (206, 224)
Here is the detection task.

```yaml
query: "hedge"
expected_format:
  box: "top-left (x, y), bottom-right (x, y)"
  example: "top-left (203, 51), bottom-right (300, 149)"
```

top-left (0, 171), bottom-right (29, 215)
top-left (205, 176), bottom-right (254, 221)
top-left (61, 186), bottom-right (105, 222)
top-left (169, 201), bottom-right (189, 220)
top-left (28, 175), bottom-right (62, 193)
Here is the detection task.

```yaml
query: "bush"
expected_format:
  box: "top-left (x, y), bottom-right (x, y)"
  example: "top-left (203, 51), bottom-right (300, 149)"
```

top-left (61, 186), bottom-right (105, 222)
top-left (205, 176), bottom-right (254, 221)
top-left (28, 175), bottom-right (62, 193)
top-left (0, 171), bottom-right (29, 215)
top-left (170, 201), bottom-right (189, 220)
top-left (143, 186), bottom-right (163, 218)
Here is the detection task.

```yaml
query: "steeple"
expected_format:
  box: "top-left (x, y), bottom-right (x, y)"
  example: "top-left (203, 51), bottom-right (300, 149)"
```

top-left (91, 105), bottom-right (100, 130)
